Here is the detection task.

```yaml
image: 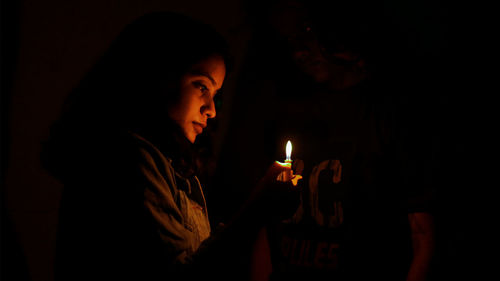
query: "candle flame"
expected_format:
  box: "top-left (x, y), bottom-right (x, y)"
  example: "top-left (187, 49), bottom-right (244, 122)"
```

top-left (286, 140), bottom-right (292, 161)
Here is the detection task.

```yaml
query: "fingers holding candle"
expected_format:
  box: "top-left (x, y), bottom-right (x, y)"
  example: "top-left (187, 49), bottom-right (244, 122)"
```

top-left (260, 161), bottom-right (288, 179)
top-left (275, 161), bottom-right (292, 182)
top-left (277, 140), bottom-right (302, 185)
top-left (275, 161), bottom-right (302, 186)
top-left (291, 174), bottom-right (303, 186)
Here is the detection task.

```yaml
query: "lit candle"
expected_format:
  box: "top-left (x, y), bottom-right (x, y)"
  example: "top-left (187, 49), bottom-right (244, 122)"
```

top-left (279, 140), bottom-right (293, 182)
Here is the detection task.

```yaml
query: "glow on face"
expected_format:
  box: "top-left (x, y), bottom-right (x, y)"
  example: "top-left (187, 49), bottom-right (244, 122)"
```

top-left (167, 54), bottom-right (226, 143)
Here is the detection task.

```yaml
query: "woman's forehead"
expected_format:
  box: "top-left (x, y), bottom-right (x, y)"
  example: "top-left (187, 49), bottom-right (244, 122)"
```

top-left (187, 55), bottom-right (226, 87)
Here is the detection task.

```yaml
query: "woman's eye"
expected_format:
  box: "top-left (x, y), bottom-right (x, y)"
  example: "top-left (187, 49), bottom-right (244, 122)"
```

top-left (194, 82), bottom-right (208, 93)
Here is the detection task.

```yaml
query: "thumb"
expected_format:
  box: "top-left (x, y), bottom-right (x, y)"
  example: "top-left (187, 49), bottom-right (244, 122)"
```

top-left (263, 161), bottom-right (291, 181)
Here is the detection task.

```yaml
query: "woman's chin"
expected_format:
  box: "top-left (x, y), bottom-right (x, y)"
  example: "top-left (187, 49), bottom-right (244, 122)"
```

top-left (182, 129), bottom-right (196, 143)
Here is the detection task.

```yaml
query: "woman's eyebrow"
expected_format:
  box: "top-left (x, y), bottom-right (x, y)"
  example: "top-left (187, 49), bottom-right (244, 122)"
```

top-left (189, 70), bottom-right (217, 87)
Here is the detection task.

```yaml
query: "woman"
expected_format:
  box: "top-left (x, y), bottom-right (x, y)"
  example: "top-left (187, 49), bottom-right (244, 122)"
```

top-left (42, 11), bottom-right (299, 281)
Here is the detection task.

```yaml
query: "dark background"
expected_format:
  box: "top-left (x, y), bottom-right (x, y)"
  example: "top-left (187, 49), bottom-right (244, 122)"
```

top-left (1, 1), bottom-right (481, 281)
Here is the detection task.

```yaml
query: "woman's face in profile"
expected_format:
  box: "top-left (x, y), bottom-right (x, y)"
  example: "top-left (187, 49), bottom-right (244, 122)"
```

top-left (167, 54), bottom-right (226, 143)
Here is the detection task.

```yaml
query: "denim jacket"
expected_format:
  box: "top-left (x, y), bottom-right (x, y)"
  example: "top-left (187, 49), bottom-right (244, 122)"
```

top-left (131, 132), bottom-right (212, 264)
top-left (54, 130), bottom-right (213, 281)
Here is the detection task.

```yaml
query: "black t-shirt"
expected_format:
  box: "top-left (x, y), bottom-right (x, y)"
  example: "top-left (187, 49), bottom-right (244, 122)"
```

top-left (216, 71), bottom-right (436, 280)
top-left (263, 83), bottom-right (423, 281)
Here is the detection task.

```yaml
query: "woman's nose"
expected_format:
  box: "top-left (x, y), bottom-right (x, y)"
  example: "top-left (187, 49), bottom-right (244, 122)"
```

top-left (202, 97), bottom-right (216, 119)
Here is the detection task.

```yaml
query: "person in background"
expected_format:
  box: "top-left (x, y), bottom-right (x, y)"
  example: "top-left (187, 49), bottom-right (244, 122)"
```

top-left (216, 0), bottom-right (437, 280)
top-left (41, 11), bottom-right (300, 281)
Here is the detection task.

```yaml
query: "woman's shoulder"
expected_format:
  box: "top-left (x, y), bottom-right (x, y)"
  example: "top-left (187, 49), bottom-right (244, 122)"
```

top-left (122, 130), bottom-right (175, 171)
top-left (126, 130), bottom-right (167, 155)
top-left (94, 130), bottom-right (180, 193)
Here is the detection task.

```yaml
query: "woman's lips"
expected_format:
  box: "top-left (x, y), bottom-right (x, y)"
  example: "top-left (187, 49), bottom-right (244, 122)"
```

top-left (193, 122), bottom-right (205, 134)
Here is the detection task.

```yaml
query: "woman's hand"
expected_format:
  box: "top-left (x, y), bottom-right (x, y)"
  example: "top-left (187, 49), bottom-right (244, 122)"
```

top-left (216, 162), bottom-right (303, 250)
top-left (250, 161), bottom-right (303, 223)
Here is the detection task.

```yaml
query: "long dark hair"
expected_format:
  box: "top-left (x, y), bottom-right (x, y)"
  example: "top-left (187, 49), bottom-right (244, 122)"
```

top-left (42, 11), bottom-right (231, 181)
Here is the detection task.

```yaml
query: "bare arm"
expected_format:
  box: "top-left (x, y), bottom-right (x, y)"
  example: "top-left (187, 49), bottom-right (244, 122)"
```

top-left (250, 227), bottom-right (273, 281)
top-left (406, 212), bottom-right (435, 281)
